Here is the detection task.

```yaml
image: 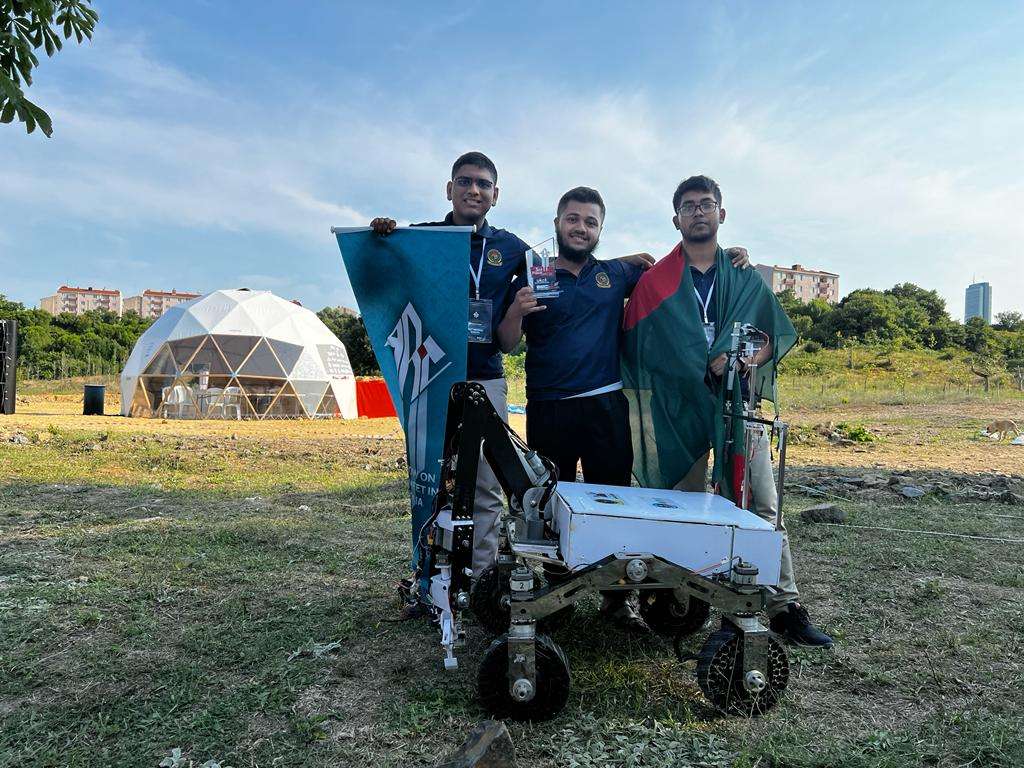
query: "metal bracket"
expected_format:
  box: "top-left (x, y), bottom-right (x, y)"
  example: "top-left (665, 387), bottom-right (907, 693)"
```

top-left (508, 567), bottom-right (537, 702)
top-left (724, 613), bottom-right (772, 688)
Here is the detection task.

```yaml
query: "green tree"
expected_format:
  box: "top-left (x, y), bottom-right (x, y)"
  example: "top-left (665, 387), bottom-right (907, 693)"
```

top-left (963, 316), bottom-right (996, 355)
top-left (885, 283), bottom-right (947, 324)
top-left (775, 290), bottom-right (835, 343)
top-left (1, 0), bottom-right (99, 137)
top-left (820, 289), bottom-right (902, 346)
top-left (317, 307), bottom-right (378, 376)
top-left (995, 311), bottom-right (1024, 331)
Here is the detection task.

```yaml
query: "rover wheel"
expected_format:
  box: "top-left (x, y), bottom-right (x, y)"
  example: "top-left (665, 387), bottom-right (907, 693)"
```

top-left (477, 633), bottom-right (570, 721)
top-left (640, 588), bottom-right (711, 637)
top-left (470, 565), bottom-right (512, 635)
top-left (471, 565), bottom-right (576, 636)
top-left (696, 627), bottom-right (789, 716)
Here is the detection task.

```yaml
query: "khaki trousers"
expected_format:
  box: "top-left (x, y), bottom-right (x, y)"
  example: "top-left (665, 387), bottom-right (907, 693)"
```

top-left (674, 425), bottom-right (799, 615)
top-left (471, 377), bottom-right (508, 577)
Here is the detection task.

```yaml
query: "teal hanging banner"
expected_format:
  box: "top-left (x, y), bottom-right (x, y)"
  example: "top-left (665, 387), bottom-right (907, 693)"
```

top-left (334, 226), bottom-right (470, 568)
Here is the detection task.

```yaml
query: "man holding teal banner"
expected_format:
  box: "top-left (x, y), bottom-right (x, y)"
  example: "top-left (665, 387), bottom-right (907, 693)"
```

top-left (369, 152), bottom-right (532, 590)
top-left (334, 223), bottom-right (471, 612)
top-left (621, 175), bottom-right (833, 648)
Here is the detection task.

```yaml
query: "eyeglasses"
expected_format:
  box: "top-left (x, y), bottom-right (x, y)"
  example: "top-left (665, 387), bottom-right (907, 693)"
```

top-left (453, 176), bottom-right (495, 191)
top-left (677, 200), bottom-right (719, 216)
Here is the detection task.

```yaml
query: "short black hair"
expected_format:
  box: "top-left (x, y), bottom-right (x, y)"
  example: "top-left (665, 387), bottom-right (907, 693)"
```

top-left (451, 151), bottom-right (497, 182)
top-left (672, 175), bottom-right (722, 212)
top-left (556, 186), bottom-right (606, 220)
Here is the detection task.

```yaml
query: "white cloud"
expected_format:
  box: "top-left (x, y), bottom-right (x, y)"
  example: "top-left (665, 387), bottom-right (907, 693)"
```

top-left (2, 29), bottom-right (1022, 317)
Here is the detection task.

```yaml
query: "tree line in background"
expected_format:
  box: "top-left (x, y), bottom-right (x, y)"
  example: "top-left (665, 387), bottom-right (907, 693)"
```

top-left (778, 284), bottom-right (1024, 372)
top-left (3, 283), bottom-right (1023, 382)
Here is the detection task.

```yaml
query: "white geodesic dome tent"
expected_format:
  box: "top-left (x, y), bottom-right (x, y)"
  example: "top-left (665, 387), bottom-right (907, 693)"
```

top-left (120, 289), bottom-right (357, 420)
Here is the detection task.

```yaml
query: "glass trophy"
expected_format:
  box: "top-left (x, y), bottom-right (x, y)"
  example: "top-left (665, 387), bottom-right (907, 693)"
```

top-left (526, 238), bottom-right (561, 299)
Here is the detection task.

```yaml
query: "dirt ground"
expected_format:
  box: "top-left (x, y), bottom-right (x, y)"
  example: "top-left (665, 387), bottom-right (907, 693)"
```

top-left (7, 392), bottom-right (1021, 475)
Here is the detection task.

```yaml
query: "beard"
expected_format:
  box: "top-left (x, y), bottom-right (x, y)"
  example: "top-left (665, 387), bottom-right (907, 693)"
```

top-left (685, 221), bottom-right (716, 243)
top-left (556, 231), bottom-right (598, 263)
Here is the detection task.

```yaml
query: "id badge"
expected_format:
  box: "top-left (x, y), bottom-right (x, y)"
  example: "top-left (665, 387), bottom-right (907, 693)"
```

top-left (468, 299), bottom-right (493, 343)
top-left (703, 321), bottom-right (716, 350)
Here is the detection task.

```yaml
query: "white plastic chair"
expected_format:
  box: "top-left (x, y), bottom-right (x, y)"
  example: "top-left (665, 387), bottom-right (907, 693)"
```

top-left (160, 384), bottom-right (196, 419)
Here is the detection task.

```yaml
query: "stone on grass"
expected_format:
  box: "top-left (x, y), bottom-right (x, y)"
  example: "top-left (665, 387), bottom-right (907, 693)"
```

top-left (435, 720), bottom-right (516, 768)
top-left (800, 504), bottom-right (847, 524)
top-left (901, 485), bottom-right (926, 498)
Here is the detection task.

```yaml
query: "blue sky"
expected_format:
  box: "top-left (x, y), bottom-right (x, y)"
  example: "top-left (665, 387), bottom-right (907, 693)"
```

top-left (2, 1), bottom-right (1022, 319)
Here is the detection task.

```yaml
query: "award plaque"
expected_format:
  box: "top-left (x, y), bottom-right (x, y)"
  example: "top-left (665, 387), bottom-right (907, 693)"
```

top-left (526, 239), bottom-right (561, 299)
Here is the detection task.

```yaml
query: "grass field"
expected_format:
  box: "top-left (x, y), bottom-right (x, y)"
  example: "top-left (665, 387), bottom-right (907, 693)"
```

top-left (2, 377), bottom-right (1023, 767)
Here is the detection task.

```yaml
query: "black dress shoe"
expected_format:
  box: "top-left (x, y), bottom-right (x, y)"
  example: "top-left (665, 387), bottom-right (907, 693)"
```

top-left (769, 603), bottom-right (834, 648)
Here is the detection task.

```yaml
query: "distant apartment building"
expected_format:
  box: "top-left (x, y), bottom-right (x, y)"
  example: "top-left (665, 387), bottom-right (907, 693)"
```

top-left (755, 264), bottom-right (840, 304)
top-left (965, 282), bottom-right (992, 323)
top-left (123, 289), bottom-right (201, 319)
top-left (40, 285), bottom-right (122, 316)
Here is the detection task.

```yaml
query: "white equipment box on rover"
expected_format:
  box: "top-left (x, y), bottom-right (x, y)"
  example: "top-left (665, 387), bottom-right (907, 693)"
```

top-left (553, 482), bottom-right (782, 585)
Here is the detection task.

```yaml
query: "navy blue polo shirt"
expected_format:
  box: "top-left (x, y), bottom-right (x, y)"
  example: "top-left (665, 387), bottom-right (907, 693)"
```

top-left (414, 214), bottom-right (529, 380)
top-left (512, 257), bottom-right (644, 401)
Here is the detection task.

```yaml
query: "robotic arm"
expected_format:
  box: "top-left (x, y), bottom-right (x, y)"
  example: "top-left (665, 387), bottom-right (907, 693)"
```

top-left (419, 382), bottom-right (558, 668)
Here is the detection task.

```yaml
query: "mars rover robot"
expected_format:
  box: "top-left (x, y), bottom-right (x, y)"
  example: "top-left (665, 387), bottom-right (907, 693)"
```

top-left (416, 322), bottom-right (792, 720)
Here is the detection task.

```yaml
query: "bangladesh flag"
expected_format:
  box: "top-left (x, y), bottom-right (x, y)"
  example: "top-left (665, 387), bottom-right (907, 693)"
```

top-left (621, 243), bottom-right (796, 495)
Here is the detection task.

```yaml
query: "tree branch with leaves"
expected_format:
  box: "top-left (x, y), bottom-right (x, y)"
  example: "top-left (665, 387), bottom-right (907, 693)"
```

top-left (1, 0), bottom-right (98, 137)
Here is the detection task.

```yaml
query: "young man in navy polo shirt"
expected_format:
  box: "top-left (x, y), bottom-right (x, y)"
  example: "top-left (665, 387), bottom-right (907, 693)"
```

top-left (495, 188), bottom-right (644, 629)
top-left (498, 187), bottom-right (639, 487)
top-left (371, 152), bottom-right (530, 595)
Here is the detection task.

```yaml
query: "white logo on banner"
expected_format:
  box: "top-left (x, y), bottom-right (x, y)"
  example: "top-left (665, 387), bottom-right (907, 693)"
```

top-left (386, 303), bottom-right (451, 508)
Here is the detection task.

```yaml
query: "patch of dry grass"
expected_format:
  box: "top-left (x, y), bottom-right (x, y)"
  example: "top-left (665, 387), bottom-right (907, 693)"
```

top-left (1, 386), bottom-right (1023, 767)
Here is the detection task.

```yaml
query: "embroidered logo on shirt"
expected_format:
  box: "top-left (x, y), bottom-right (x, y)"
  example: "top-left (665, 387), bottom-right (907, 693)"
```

top-left (595, 271), bottom-right (611, 288)
top-left (486, 249), bottom-right (503, 266)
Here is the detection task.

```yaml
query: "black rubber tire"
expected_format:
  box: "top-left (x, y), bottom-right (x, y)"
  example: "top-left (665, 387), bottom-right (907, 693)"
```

top-left (471, 565), bottom-right (577, 636)
top-left (470, 565), bottom-right (511, 636)
top-left (639, 589), bottom-right (711, 636)
top-left (477, 633), bottom-right (571, 721)
top-left (695, 627), bottom-right (789, 716)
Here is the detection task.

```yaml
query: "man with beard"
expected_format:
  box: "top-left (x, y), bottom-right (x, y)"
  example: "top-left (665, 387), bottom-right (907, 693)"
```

top-left (497, 186), bottom-right (750, 631)
top-left (621, 175), bottom-right (833, 647)
top-left (370, 157), bottom-right (653, 613)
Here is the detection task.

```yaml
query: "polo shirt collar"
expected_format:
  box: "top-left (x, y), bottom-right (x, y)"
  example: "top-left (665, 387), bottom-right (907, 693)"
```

top-left (557, 254), bottom-right (598, 276)
top-left (443, 212), bottom-right (494, 238)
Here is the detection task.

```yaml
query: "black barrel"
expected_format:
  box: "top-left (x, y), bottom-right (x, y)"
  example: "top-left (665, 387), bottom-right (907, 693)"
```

top-left (83, 384), bottom-right (105, 416)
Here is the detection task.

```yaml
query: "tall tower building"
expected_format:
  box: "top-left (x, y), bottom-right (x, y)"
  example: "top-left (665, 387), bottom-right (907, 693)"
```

top-left (965, 282), bottom-right (992, 323)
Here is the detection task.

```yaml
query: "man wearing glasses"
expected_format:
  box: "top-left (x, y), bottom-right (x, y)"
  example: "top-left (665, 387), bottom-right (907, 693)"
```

top-left (371, 152), bottom-right (530, 610)
top-left (621, 175), bottom-right (833, 647)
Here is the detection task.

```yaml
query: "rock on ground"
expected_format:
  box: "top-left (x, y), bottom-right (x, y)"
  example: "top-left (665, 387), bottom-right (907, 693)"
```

top-left (435, 720), bottom-right (516, 768)
top-left (800, 503), bottom-right (847, 524)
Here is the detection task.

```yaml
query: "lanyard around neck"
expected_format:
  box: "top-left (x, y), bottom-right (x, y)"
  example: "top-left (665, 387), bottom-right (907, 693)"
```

top-left (470, 236), bottom-right (488, 300)
top-left (694, 275), bottom-right (715, 323)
